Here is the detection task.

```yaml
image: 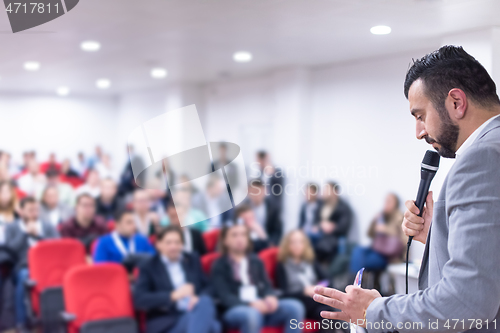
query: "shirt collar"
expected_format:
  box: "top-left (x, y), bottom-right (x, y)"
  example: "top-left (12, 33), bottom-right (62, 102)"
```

top-left (455, 114), bottom-right (500, 157)
top-left (161, 253), bottom-right (183, 266)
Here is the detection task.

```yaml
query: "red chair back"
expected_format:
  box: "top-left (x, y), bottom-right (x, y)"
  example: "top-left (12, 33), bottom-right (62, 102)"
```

top-left (201, 252), bottom-right (221, 275)
top-left (63, 264), bottom-right (135, 333)
top-left (28, 239), bottom-right (87, 314)
top-left (258, 247), bottom-right (279, 286)
top-left (202, 229), bottom-right (220, 252)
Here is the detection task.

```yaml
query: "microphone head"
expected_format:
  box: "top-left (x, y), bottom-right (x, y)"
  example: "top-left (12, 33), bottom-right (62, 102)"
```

top-left (421, 150), bottom-right (440, 171)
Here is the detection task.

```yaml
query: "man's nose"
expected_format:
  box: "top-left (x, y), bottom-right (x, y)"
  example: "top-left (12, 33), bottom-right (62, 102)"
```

top-left (416, 123), bottom-right (427, 140)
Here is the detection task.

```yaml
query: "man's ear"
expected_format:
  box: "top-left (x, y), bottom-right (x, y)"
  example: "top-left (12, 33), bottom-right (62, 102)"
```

top-left (446, 88), bottom-right (467, 120)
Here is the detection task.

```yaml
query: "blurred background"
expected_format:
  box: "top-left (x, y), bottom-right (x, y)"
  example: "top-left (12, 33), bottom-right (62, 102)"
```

top-left (1, 0), bottom-right (500, 331)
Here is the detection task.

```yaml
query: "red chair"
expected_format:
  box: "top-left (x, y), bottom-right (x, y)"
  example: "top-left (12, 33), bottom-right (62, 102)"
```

top-left (258, 247), bottom-right (279, 286)
top-left (107, 220), bottom-right (116, 232)
top-left (202, 229), bottom-right (220, 253)
top-left (201, 252), bottom-right (221, 275)
top-left (62, 264), bottom-right (137, 333)
top-left (27, 239), bottom-right (87, 330)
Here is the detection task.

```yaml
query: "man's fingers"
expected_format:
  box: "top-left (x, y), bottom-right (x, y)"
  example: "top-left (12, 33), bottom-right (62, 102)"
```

top-left (404, 199), bottom-right (420, 215)
top-left (426, 191), bottom-right (434, 212)
top-left (314, 286), bottom-right (347, 302)
top-left (402, 225), bottom-right (419, 237)
top-left (320, 310), bottom-right (350, 322)
top-left (404, 220), bottom-right (424, 231)
top-left (313, 293), bottom-right (345, 310)
top-left (404, 210), bottom-right (425, 224)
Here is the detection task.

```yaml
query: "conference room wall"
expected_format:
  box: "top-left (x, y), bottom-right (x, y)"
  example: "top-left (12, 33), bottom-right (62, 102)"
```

top-left (0, 93), bottom-right (120, 166)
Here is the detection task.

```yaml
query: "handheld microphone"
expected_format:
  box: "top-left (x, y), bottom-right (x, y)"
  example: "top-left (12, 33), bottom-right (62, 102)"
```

top-left (406, 150), bottom-right (440, 294)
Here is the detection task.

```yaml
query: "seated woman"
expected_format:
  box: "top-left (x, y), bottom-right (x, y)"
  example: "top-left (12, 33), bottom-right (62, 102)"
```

top-left (350, 193), bottom-right (405, 275)
top-left (133, 226), bottom-right (220, 333)
top-left (277, 229), bottom-right (343, 332)
top-left (211, 222), bottom-right (305, 333)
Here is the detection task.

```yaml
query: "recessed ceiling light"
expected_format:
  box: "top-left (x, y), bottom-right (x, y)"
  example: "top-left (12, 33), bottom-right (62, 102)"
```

top-left (370, 25), bottom-right (391, 35)
top-left (151, 68), bottom-right (168, 79)
top-left (81, 41), bottom-right (101, 52)
top-left (24, 61), bottom-right (40, 71)
top-left (233, 51), bottom-right (253, 63)
top-left (56, 86), bottom-right (70, 96)
top-left (96, 78), bottom-right (111, 89)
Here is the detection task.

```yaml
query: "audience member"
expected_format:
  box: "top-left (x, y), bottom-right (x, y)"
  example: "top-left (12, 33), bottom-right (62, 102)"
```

top-left (118, 145), bottom-right (143, 198)
top-left (0, 180), bottom-right (18, 224)
top-left (133, 226), bottom-right (220, 333)
top-left (39, 185), bottom-right (73, 227)
top-left (162, 182), bottom-right (209, 232)
top-left (350, 193), bottom-right (405, 274)
top-left (255, 151), bottom-right (284, 206)
top-left (5, 197), bottom-right (59, 331)
top-left (95, 153), bottom-right (117, 181)
top-left (93, 209), bottom-right (154, 264)
top-left (59, 193), bottom-right (108, 250)
top-left (37, 169), bottom-right (75, 208)
top-left (39, 153), bottom-right (61, 174)
top-left (165, 200), bottom-right (206, 256)
top-left (16, 159), bottom-right (46, 196)
top-left (276, 230), bottom-right (341, 332)
top-left (298, 183), bottom-right (322, 243)
top-left (246, 179), bottom-right (282, 245)
top-left (75, 168), bottom-right (101, 199)
top-left (211, 223), bottom-right (305, 333)
top-left (96, 178), bottom-right (123, 221)
top-left (60, 158), bottom-right (81, 179)
top-left (234, 204), bottom-right (269, 253)
top-left (75, 152), bottom-right (89, 178)
top-left (315, 181), bottom-right (353, 263)
top-left (132, 189), bottom-right (156, 237)
top-left (192, 174), bottom-right (233, 229)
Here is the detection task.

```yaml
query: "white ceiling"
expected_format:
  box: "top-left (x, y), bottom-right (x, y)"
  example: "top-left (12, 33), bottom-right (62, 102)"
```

top-left (0, 0), bottom-right (499, 95)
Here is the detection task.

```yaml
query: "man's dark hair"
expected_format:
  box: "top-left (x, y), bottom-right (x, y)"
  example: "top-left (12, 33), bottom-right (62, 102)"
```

top-left (307, 182), bottom-right (319, 194)
top-left (326, 181), bottom-right (341, 194)
top-left (404, 45), bottom-right (500, 110)
top-left (156, 225), bottom-right (184, 244)
top-left (20, 196), bottom-right (37, 209)
top-left (115, 209), bottom-right (134, 223)
top-left (257, 150), bottom-right (268, 159)
top-left (234, 203), bottom-right (252, 221)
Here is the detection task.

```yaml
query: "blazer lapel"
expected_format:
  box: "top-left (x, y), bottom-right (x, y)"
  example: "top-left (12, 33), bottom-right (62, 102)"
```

top-left (154, 255), bottom-right (174, 291)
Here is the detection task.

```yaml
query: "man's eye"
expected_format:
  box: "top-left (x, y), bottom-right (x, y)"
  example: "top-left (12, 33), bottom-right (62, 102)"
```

top-left (417, 116), bottom-right (422, 121)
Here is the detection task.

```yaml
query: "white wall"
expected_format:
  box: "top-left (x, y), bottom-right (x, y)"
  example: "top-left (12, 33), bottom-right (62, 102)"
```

top-left (0, 93), bottom-right (119, 165)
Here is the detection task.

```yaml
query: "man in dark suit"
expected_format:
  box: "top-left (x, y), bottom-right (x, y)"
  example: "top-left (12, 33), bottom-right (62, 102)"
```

top-left (255, 151), bottom-right (284, 207)
top-left (314, 181), bottom-right (353, 263)
top-left (165, 200), bottom-right (206, 256)
top-left (298, 182), bottom-right (322, 242)
top-left (133, 226), bottom-right (220, 333)
top-left (246, 179), bottom-right (282, 246)
top-left (5, 197), bottom-right (59, 332)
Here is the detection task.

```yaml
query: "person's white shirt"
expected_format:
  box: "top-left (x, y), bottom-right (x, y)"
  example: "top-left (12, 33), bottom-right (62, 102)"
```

top-left (18, 220), bottom-right (43, 247)
top-left (455, 114), bottom-right (500, 157)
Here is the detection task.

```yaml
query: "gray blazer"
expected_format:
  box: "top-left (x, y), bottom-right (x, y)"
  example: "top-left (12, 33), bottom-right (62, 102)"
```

top-left (366, 116), bottom-right (500, 333)
top-left (5, 219), bottom-right (59, 271)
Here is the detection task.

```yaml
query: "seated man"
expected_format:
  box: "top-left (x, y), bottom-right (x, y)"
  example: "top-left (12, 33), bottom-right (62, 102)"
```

top-left (133, 226), bottom-right (220, 333)
top-left (234, 204), bottom-right (270, 253)
top-left (5, 197), bottom-right (59, 332)
top-left (93, 209), bottom-right (155, 265)
top-left (59, 193), bottom-right (108, 252)
top-left (165, 199), bottom-right (206, 256)
top-left (95, 178), bottom-right (123, 222)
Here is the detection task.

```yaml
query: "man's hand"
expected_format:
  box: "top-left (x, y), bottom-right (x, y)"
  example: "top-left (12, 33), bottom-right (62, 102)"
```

top-left (250, 299), bottom-right (270, 314)
top-left (25, 222), bottom-right (39, 237)
top-left (313, 285), bottom-right (381, 328)
top-left (264, 295), bottom-right (279, 313)
top-left (187, 295), bottom-right (199, 311)
top-left (171, 283), bottom-right (194, 301)
top-left (402, 191), bottom-right (433, 244)
top-left (320, 220), bottom-right (335, 234)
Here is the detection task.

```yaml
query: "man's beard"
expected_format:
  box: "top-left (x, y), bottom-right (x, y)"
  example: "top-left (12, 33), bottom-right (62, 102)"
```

top-left (425, 108), bottom-right (460, 158)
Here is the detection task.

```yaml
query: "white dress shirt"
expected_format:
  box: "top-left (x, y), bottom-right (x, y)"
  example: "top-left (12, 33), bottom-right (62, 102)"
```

top-left (455, 114), bottom-right (500, 157)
